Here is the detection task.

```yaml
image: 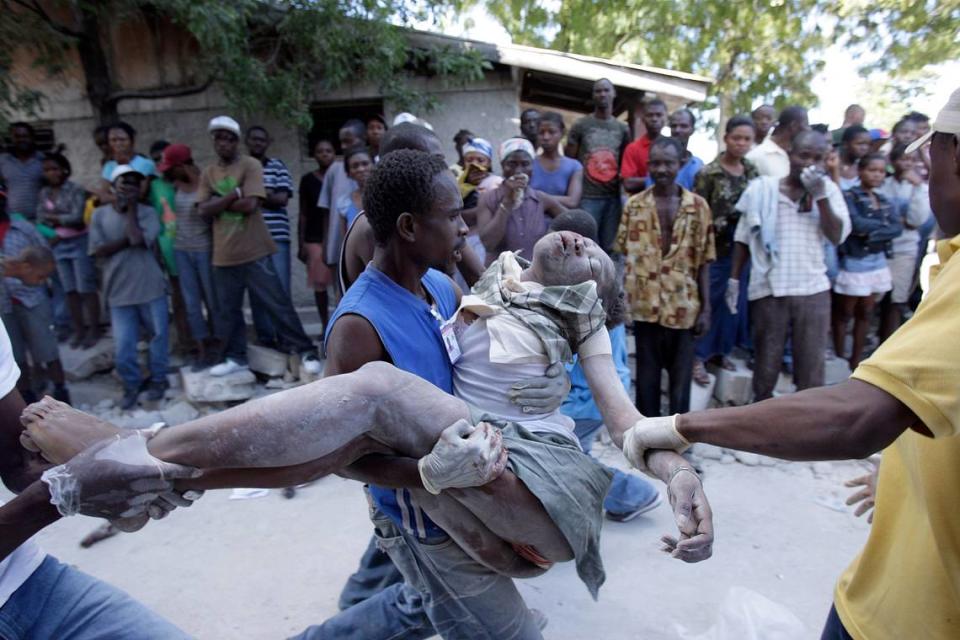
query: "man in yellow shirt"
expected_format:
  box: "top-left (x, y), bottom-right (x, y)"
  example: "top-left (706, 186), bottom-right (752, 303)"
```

top-left (625, 87), bottom-right (960, 639)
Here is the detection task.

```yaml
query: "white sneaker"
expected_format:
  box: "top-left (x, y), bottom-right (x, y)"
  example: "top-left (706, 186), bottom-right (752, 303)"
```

top-left (301, 354), bottom-right (323, 375)
top-left (209, 358), bottom-right (248, 377)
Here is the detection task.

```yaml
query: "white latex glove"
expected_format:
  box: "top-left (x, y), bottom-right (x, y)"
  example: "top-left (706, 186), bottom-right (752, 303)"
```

top-left (418, 419), bottom-right (509, 494)
top-left (800, 166), bottom-right (828, 200)
top-left (509, 362), bottom-right (571, 414)
top-left (41, 432), bottom-right (201, 522)
top-left (622, 415), bottom-right (691, 476)
top-left (724, 278), bottom-right (740, 315)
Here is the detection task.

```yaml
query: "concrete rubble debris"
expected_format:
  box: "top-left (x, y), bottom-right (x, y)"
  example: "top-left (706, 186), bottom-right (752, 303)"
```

top-left (712, 361), bottom-right (753, 406)
top-left (161, 400), bottom-right (201, 426)
top-left (181, 367), bottom-right (257, 403)
top-left (60, 339), bottom-right (115, 382)
top-left (247, 344), bottom-right (290, 378)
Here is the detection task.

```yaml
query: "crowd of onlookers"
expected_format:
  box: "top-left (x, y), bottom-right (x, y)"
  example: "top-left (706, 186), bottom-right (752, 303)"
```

top-left (0, 82), bottom-right (935, 417)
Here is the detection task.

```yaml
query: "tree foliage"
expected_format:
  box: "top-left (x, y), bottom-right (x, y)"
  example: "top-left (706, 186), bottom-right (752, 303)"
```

top-left (465, 0), bottom-right (959, 126)
top-left (839, 0), bottom-right (960, 76)
top-left (1, 0), bottom-right (491, 128)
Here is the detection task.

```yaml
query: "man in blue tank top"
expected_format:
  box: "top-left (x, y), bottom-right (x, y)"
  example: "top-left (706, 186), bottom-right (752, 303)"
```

top-left (295, 150), bottom-right (565, 640)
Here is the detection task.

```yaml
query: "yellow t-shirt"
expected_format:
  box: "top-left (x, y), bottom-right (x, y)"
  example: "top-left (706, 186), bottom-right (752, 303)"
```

top-left (834, 236), bottom-right (960, 639)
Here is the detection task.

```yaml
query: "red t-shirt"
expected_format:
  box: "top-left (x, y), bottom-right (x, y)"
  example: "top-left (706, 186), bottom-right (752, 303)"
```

top-left (620, 135), bottom-right (655, 180)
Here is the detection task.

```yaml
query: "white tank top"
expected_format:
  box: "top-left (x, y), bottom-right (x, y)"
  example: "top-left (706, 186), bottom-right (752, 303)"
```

top-left (453, 318), bottom-right (578, 444)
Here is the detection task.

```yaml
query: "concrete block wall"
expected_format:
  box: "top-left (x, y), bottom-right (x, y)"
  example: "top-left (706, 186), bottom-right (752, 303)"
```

top-left (39, 67), bottom-right (523, 308)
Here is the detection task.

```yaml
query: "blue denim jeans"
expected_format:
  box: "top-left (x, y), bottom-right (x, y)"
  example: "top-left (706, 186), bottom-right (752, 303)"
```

top-left (579, 196), bottom-right (623, 253)
top-left (293, 505), bottom-right (542, 640)
top-left (110, 295), bottom-right (169, 391)
top-left (213, 255), bottom-right (315, 364)
top-left (174, 249), bottom-right (217, 342)
top-left (574, 418), bottom-right (660, 514)
top-left (0, 556), bottom-right (191, 639)
top-left (337, 535), bottom-right (406, 611)
top-left (253, 240), bottom-right (292, 346)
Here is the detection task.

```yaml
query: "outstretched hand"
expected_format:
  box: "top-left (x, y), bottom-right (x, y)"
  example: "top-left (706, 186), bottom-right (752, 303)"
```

top-left (661, 467), bottom-right (714, 563)
top-left (845, 463), bottom-right (879, 523)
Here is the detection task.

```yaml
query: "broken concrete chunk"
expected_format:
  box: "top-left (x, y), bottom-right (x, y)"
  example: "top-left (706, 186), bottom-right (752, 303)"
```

top-left (247, 344), bottom-right (289, 378)
top-left (181, 367), bottom-right (257, 403)
top-left (61, 339), bottom-right (115, 381)
top-left (712, 362), bottom-right (752, 406)
top-left (161, 400), bottom-right (200, 426)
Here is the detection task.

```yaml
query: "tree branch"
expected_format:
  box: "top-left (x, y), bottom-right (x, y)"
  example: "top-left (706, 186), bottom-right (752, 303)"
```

top-left (105, 78), bottom-right (214, 103)
top-left (8, 0), bottom-right (82, 38)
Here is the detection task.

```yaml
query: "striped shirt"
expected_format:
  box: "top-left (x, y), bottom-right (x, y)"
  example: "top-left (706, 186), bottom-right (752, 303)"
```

top-left (261, 157), bottom-right (293, 243)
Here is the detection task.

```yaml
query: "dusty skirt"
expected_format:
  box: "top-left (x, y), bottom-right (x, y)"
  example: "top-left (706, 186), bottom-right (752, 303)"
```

top-left (472, 410), bottom-right (613, 599)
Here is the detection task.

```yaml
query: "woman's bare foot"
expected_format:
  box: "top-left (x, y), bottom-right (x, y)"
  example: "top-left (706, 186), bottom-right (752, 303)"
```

top-left (20, 396), bottom-right (123, 464)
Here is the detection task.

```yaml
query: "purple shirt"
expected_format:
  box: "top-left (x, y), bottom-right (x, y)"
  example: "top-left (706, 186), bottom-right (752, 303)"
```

top-left (479, 186), bottom-right (550, 263)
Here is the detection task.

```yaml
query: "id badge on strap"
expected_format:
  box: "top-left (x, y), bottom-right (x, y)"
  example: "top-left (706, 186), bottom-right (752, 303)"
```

top-left (440, 318), bottom-right (462, 364)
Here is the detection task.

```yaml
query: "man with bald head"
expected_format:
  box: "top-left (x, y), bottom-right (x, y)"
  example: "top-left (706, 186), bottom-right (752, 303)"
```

top-left (729, 130), bottom-right (851, 400)
top-left (565, 78), bottom-right (631, 251)
top-left (832, 104), bottom-right (867, 146)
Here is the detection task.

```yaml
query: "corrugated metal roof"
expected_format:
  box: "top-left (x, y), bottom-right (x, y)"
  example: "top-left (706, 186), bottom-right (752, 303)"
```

top-left (408, 30), bottom-right (713, 103)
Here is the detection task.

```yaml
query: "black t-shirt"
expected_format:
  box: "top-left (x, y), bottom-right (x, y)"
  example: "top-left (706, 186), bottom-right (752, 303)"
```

top-left (298, 171), bottom-right (327, 243)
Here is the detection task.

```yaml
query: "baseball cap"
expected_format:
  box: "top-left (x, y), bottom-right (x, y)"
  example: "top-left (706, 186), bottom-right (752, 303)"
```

top-left (208, 116), bottom-right (241, 138)
top-left (157, 143), bottom-right (192, 173)
top-left (906, 86), bottom-right (960, 154)
top-left (110, 164), bottom-right (145, 183)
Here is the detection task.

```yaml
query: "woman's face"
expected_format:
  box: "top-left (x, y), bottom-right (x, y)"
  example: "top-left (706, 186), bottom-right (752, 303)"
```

top-left (501, 151), bottom-right (533, 180)
top-left (537, 121), bottom-right (563, 152)
top-left (347, 152), bottom-right (373, 187)
top-left (108, 128), bottom-right (133, 158)
top-left (893, 152), bottom-right (916, 176)
top-left (42, 160), bottom-right (65, 186)
top-left (463, 151), bottom-right (491, 170)
top-left (723, 125), bottom-right (755, 160)
top-left (859, 158), bottom-right (887, 189)
top-left (531, 231), bottom-right (613, 291)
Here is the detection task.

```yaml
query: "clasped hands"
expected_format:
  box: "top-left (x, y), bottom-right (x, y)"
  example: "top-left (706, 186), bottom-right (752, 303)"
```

top-left (31, 427), bottom-right (203, 531)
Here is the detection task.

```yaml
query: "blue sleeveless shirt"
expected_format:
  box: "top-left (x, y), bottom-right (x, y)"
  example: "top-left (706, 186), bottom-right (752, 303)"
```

top-left (325, 265), bottom-right (457, 538)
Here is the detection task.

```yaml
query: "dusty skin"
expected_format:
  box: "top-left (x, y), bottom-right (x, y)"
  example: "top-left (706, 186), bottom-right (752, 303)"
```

top-left (24, 356), bottom-right (713, 569)
top-left (21, 365), bottom-right (576, 574)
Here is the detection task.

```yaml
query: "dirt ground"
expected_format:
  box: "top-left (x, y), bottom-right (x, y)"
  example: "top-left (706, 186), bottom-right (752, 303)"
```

top-left (11, 436), bottom-right (874, 640)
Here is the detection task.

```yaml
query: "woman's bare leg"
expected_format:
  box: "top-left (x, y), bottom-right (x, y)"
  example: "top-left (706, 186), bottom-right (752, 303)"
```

top-left (22, 361), bottom-right (573, 561)
top-left (22, 362), bottom-right (469, 470)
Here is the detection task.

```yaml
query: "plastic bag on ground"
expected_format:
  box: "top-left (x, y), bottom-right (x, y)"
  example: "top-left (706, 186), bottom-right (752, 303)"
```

top-left (674, 586), bottom-right (807, 640)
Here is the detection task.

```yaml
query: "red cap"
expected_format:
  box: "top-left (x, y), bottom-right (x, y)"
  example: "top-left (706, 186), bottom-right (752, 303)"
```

top-left (157, 143), bottom-right (192, 173)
